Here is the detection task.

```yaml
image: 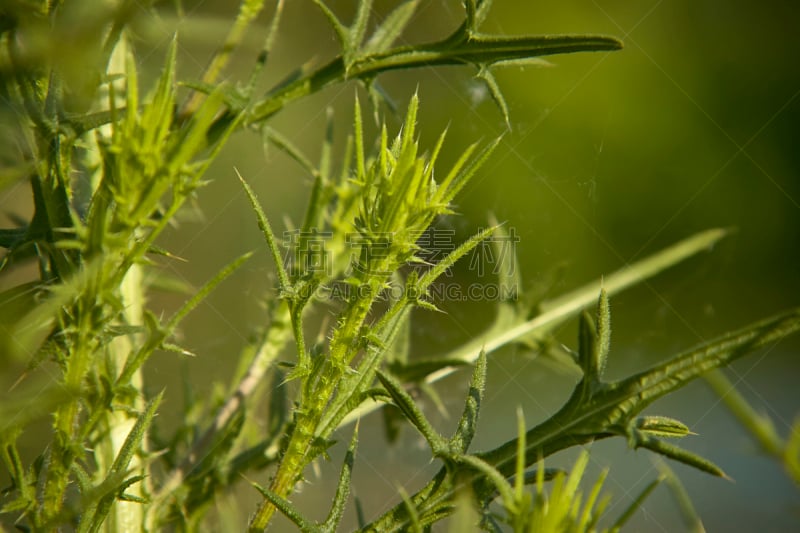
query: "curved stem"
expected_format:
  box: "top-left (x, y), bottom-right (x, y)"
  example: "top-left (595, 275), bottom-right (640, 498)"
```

top-left (245, 33), bottom-right (621, 124)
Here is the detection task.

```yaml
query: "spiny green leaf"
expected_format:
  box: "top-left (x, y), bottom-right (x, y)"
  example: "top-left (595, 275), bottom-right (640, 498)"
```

top-left (141, 36), bottom-right (177, 154)
top-left (349, 0), bottom-right (374, 59)
top-left (246, 0), bottom-right (286, 92)
top-left (578, 309), bottom-right (598, 382)
top-left (633, 415), bottom-right (693, 439)
top-left (321, 425), bottom-right (359, 532)
top-left (475, 0), bottom-right (494, 29)
top-left (353, 95), bottom-right (367, 181)
top-left (0, 493), bottom-right (33, 515)
top-left (311, 0), bottom-right (348, 50)
top-left (400, 91), bottom-right (419, 151)
top-left (166, 251), bottom-right (252, 332)
top-left (563, 450), bottom-right (590, 503)
top-left (159, 342), bottom-right (196, 357)
top-left (180, 79), bottom-right (249, 110)
top-left (117, 491), bottom-right (148, 504)
top-left (362, 0), bottom-right (419, 56)
top-left (442, 136), bottom-right (502, 205)
top-left (111, 393), bottom-right (160, 476)
top-left (145, 243), bottom-right (187, 262)
top-left (262, 126), bottom-right (320, 179)
top-left (252, 482), bottom-right (318, 532)
top-left (594, 288), bottom-right (611, 378)
top-left (236, 168), bottom-right (290, 291)
top-left (248, 30), bottom-right (621, 123)
top-left (71, 462), bottom-right (92, 493)
top-left (376, 369), bottom-right (447, 454)
top-left (635, 433), bottom-right (728, 479)
top-left (449, 350), bottom-right (487, 453)
top-left (430, 140), bottom-right (477, 205)
top-left (429, 33), bottom-right (623, 67)
top-left (577, 289), bottom-right (610, 386)
top-left (476, 67), bottom-right (510, 127)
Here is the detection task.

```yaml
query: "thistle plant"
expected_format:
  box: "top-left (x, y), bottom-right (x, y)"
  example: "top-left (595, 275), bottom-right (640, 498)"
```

top-left (0, 1), bottom-right (798, 532)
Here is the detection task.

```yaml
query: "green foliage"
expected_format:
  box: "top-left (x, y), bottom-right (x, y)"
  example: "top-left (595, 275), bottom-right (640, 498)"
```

top-left (363, 295), bottom-right (800, 532)
top-left (0, 1), bottom-right (796, 532)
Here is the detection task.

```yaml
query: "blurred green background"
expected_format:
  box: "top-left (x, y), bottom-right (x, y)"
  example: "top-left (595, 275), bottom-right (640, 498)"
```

top-left (11, 0), bottom-right (797, 530)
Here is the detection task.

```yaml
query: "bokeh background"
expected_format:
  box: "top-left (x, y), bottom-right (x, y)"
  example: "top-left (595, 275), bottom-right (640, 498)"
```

top-left (6, 0), bottom-right (799, 530)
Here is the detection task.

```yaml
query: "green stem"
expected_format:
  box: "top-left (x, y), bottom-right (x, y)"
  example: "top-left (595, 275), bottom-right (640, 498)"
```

top-left (248, 387), bottom-right (330, 531)
top-left (249, 280), bottom-right (381, 530)
top-left (43, 295), bottom-right (96, 523)
top-left (245, 33), bottom-right (621, 125)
